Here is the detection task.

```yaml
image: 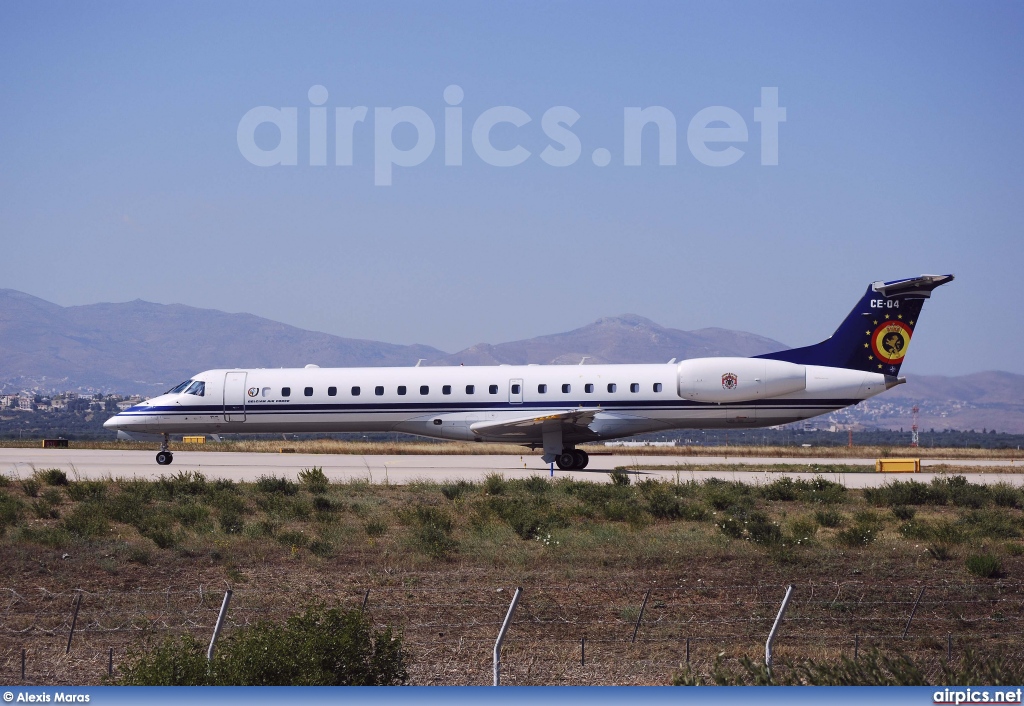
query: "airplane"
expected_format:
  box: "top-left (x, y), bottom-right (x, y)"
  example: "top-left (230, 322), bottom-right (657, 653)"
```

top-left (104, 274), bottom-right (953, 468)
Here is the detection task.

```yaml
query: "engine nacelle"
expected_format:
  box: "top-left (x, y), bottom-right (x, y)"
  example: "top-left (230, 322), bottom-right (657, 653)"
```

top-left (677, 357), bottom-right (806, 403)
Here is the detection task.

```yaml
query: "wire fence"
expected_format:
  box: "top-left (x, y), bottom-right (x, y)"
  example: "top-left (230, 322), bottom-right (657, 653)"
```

top-left (2, 581), bottom-right (1023, 685)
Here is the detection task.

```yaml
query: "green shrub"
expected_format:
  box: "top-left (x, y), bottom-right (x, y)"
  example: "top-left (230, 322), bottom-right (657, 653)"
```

top-left (0, 475), bottom-right (10, 488)
top-left (405, 505), bottom-right (456, 558)
top-left (991, 483), bottom-right (1022, 509)
top-left (966, 554), bottom-right (1002, 578)
top-left (836, 523), bottom-right (877, 547)
top-left (116, 604), bottom-right (406, 686)
top-left (520, 475), bottom-right (550, 495)
top-left (891, 505), bottom-right (916, 521)
top-left (865, 480), bottom-right (945, 507)
top-left (256, 475), bottom-right (299, 496)
top-left (219, 510), bottom-right (244, 535)
top-left (66, 480), bottom-right (107, 502)
top-left (312, 495), bottom-right (336, 513)
top-left (62, 503), bottom-right (109, 538)
top-left (364, 519), bottom-right (388, 537)
top-left (172, 502), bottom-right (210, 528)
top-left (20, 477), bottom-right (41, 498)
top-left (608, 470), bottom-right (631, 486)
top-left (37, 468), bottom-right (69, 486)
top-left (297, 467), bottom-right (329, 494)
top-left (482, 473), bottom-right (507, 495)
top-left (0, 491), bottom-right (24, 531)
top-left (927, 544), bottom-right (953, 561)
top-left (814, 509), bottom-right (843, 528)
top-left (30, 499), bottom-right (59, 520)
top-left (440, 480), bottom-right (476, 501)
top-left (278, 530), bottom-right (310, 548)
top-left (155, 471), bottom-right (207, 500)
top-left (959, 509), bottom-right (1020, 539)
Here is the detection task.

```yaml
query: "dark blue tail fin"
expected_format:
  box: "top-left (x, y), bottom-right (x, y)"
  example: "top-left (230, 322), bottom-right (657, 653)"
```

top-left (757, 274), bottom-right (953, 375)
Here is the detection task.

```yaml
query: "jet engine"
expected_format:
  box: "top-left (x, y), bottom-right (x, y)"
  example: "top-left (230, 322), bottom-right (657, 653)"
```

top-left (677, 357), bottom-right (806, 403)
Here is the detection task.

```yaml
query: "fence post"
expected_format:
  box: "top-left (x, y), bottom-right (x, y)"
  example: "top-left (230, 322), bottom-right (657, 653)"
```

top-left (207, 589), bottom-right (233, 662)
top-left (66, 593), bottom-right (82, 654)
top-left (493, 586), bottom-right (522, 686)
top-left (902, 587), bottom-right (925, 638)
top-left (361, 589), bottom-right (370, 612)
top-left (631, 589), bottom-right (651, 644)
top-left (854, 634), bottom-right (859, 660)
top-left (21, 648), bottom-right (26, 680)
top-left (765, 584), bottom-right (794, 672)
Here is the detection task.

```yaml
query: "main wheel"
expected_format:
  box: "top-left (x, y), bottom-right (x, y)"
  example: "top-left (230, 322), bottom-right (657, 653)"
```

top-left (156, 451), bottom-right (173, 466)
top-left (555, 452), bottom-right (576, 470)
top-left (573, 450), bottom-right (589, 469)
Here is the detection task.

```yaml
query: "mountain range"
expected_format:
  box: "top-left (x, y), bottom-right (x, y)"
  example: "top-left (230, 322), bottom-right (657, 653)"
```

top-left (2, 289), bottom-right (1021, 432)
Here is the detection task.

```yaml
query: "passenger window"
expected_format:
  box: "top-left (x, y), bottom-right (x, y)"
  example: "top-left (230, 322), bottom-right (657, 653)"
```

top-left (443, 385), bottom-right (452, 395)
top-left (511, 384), bottom-right (521, 394)
top-left (630, 383), bottom-right (639, 393)
top-left (585, 384), bottom-right (594, 393)
top-left (351, 386), bottom-right (360, 396)
top-left (538, 384), bottom-right (547, 393)
top-left (328, 387), bottom-right (337, 397)
top-left (282, 387), bottom-right (291, 397)
top-left (304, 387), bottom-right (313, 397)
top-left (654, 383), bottom-right (663, 393)
top-left (420, 385), bottom-right (429, 395)
top-left (466, 385), bottom-right (475, 394)
top-left (489, 384), bottom-right (498, 394)
top-left (398, 386), bottom-right (407, 395)
top-left (375, 386), bottom-right (384, 396)
top-left (607, 383), bottom-right (616, 393)
top-left (562, 384), bottom-right (571, 393)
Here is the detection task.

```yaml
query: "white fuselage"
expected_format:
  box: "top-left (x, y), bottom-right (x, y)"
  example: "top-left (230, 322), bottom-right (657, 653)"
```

top-left (104, 359), bottom-right (894, 445)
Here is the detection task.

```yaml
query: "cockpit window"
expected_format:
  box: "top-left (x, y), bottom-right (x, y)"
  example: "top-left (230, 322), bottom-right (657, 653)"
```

top-left (185, 381), bottom-right (205, 397)
top-left (167, 380), bottom-right (193, 394)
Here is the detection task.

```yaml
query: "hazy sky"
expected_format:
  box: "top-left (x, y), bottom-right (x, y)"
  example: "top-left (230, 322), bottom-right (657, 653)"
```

top-left (2, 2), bottom-right (1021, 376)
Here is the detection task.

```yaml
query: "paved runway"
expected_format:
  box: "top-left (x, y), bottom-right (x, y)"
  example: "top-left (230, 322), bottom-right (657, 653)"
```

top-left (1, 448), bottom-right (1022, 487)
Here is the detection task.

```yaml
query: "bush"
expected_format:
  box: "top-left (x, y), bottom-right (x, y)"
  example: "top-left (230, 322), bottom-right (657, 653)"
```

top-left (364, 519), bottom-right (388, 537)
top-left (153, 471), bottom-right (207, 500)
top-left (62, 503), bottom-right (110, 538)
top-left (117, 604), bottom-right (406, 686)
top-left (405, 506), bottom-right (456, 558)
top-left (66, 480), bottom-right (107, 502)
top-left (297, 467), bottom-right (329, 494)
top-left (440, 480), bottom-right (476, 501)
top-left (0, 491), bottom-right (23, 532)
top-left (482, 473), bottom-right (507, 496)
top-left (991, 483), bottom-right (1022, 509)
top-left (608, 470), bottom-right (631, 486)
top-left (966, 554), bottom-right (1003, 578)
top-left (814, 509), bottom-right (843, 528)
top-left (37, 468), bottom-right (69, 486)
top-left (255, 476), bottom-right (298, 496)
top-left (20, 477), bottom-right (41, 498)
top-left (836, 523), bottom-right (877, 548)
top-left (891, 505), bottom-right (916, 521)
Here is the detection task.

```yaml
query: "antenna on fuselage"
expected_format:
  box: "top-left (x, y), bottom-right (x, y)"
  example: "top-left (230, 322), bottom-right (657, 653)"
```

top-left (668, 358), bottom-right (677, 364)
top-left (579, 356), bottom-right (590, 365)
top-left (415, 359), bottom-right (425, 367)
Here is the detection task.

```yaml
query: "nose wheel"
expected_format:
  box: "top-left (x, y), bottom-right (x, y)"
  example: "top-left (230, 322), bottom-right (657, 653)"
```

top-left (156, 434), bottom-right (173, 465)
top-left (555, 449), bottom-right (589, 470)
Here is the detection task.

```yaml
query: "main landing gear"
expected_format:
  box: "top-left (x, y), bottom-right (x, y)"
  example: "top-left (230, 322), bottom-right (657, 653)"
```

top-left (156, 434), bottom-right (173, 466)
top-left (555, 449), bottom-right (589, 470)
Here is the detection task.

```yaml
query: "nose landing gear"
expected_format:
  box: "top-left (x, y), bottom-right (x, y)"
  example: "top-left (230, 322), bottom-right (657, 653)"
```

top-left (555, 448), bottom-right (589, 470)
top-left (156, 434), bottom-right (173, 465)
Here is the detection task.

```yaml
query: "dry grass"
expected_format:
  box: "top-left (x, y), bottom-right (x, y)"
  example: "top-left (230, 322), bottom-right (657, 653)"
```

top-left (1, 438), bottom-right (1019, 460)
top-left (2, 471), bottom-right (1023, 685)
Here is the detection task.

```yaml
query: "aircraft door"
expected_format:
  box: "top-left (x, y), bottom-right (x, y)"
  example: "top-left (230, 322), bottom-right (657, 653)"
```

top-left (223, 372), bottom-right (247, 422)
top-left (509, 379), bottom-right (523, 405)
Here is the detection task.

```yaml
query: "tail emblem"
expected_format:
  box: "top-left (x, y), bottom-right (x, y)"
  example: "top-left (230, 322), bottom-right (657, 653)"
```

top-left (867, 318), bottom-right (913, 370)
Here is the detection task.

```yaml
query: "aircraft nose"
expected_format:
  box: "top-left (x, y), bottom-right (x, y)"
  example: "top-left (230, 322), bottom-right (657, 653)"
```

top-left (103, 415), bottom-right (120, 430)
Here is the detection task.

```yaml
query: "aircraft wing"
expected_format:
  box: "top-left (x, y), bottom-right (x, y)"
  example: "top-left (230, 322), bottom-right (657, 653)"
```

top-left (469, 408), bottom-right (604, 441)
